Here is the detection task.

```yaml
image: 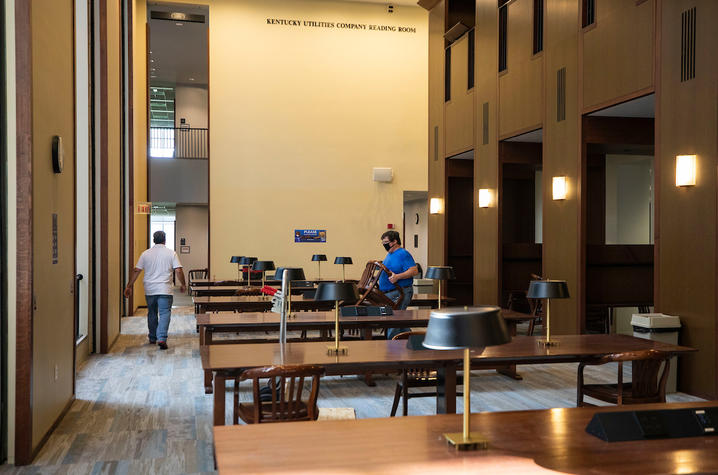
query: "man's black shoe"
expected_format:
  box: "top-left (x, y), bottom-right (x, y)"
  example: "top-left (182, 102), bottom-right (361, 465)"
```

top-left (157, 341), bottom-right (168, 350)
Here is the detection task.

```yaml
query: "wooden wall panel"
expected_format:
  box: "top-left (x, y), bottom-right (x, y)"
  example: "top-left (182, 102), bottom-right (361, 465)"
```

top-left (474, 0), bottom-right (500, 305)
top-left (657, 0), bottom-right (718, 398)
top-left (583, 0), bottom-right (655, 111)
top-left (444, 34), bottom-right (475, 156)
top-left (542, 0), bottom-right (581, 335)
top-left (30, 0), bottom-right (75, 451)
top-left (498, 0), bottom-right (543, 138)
top-left (427, 1), bottom-right (446, 266)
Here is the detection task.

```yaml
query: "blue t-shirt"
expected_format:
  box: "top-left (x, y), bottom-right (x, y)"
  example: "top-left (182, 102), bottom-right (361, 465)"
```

top-left (379, 248), bottom-right (416, 292)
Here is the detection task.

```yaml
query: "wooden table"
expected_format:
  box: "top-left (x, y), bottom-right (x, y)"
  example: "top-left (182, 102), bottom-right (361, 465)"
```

top-left (190, 285), bottom-right (315, 297)
top-left (213, 401), bottom-right (718, 474)
top-left (201, 334), bottom-right (694, 425)
top-left (193, 293), bottom-right (455, 313)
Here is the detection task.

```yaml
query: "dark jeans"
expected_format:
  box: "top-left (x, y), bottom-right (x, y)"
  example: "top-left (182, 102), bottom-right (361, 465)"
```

top-left (385, 285), bottom-right (413, 340)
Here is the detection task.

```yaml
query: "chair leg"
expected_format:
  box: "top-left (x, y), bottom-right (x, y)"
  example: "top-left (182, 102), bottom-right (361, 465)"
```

top-left (233, 378), bottom-right (239, 425)
top-left (401, 372), bottom-right (409, 416)
top-left (528, 318), bottom-right (535, 336)
top-left (390, 381), bottom-right (402, 417)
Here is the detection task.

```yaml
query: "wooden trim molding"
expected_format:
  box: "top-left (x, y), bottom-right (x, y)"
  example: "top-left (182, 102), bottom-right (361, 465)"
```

top-left (417, 0), bottom-right (442, 12)
top-left (99, 0), bottom-right (109, 353)
top-left (582, 86), bottom-right (655, 115)
top-left (127, 0), bottom-right (134, 315)
top-left (14, 0), bottom-right (33, 465)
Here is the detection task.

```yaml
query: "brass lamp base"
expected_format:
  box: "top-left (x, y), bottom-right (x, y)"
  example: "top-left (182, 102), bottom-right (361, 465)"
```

top-left (537, 339), bottom-right (560, 347)
top-left (444, 432), bottom-right (489, 451)
top-left (327, 345), bottom-right (348, 355)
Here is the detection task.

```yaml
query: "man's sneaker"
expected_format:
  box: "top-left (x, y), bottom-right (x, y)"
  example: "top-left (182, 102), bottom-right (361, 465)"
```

top-left (157, 341), bottom-right (168, 350)
top-left (149, 339), bottom-right (157, 344)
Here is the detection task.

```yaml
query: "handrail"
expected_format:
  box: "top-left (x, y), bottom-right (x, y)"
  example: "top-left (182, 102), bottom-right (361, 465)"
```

top-left (150, 127), bottom-right (208, 159)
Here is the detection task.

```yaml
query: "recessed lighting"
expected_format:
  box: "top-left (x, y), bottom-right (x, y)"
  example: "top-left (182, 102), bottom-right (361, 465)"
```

top-left (151, 75), bottom-right (157, 78)
top-left (188, 77), bottom-right (195, 81)
top-left (153, 88), bottom-right (158, 92)
top-left (176, 22), bottom-right (183, 26)
top-left (151, 59), bottom-right (154, 62)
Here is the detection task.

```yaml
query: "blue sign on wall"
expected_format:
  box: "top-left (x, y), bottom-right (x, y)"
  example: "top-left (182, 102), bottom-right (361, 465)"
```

top-left (295, 229), bottom-right (326, 243)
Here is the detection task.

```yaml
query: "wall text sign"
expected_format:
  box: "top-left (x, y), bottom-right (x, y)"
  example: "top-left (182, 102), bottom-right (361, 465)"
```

top-left (267, 18), bottom-right (417, 33)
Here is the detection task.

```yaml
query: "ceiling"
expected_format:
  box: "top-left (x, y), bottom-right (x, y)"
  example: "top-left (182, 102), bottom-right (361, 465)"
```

top-left (504, 128), bottom-right (543, 143)
top-left (589, 94), bottom-right (655, 118)
top-left (148, 3), bottom-right (208, 86)
top-left (333, 0), bottom-right (420, 6)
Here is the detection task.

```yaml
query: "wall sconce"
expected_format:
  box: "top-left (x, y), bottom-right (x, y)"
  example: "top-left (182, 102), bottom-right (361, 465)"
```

top-left (478, 189), bottom-right (492, 208)
top-left (552, 176), bottom-right (567, 200)
top-left (676, 155), bottom-right (697, 187)
top-left (430, 197), bottom-right (444, 214)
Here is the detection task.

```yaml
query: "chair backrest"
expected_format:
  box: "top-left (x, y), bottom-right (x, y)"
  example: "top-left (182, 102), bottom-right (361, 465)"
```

top-left (391, 331), bottom-right (432, 378)
top-left (580, 349), bottom-right (671, 402)
top-left (356, 260), bottom-right (404, 308)
top-left (415, 263), bottom-right (424, 279)
top-left (188, 268), bottom-right (208, 282)
top-left (240, 365), bottom-right (325, 423)
top-left (506, 290), bottom-right (533, 314)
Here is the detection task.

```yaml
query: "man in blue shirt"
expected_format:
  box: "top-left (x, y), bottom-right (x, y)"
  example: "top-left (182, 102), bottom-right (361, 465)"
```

top-left (379, 230), bottom-right (418, 339)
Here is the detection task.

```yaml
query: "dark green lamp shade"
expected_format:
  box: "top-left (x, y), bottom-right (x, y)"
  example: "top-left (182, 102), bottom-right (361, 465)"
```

top-left (280, 268), bottom-right (306, 282)
top-left (423, 306), bottom-right (511, 350)
top-left (425, 266), bottom-right (456, 280)
top-left (239, 257), bottom-right (257, 266)
top-left (230, 256), bottom-right (243, 264)
top-left (527, 280), bottom-right (570, 299)
top-left (312, 254), bottom-right (327, 262)
top-left (314, 282), bottom-right (359, 302)
top-left (273, 267), bottom-right (285, 279)
top-left (334, 257), bottom-right (353, 265)
top-left (252, 260), bottom-right (275, 272)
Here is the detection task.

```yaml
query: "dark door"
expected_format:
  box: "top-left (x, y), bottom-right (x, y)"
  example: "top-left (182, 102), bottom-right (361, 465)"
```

top-left (446, 157), bottom-right (474, 305)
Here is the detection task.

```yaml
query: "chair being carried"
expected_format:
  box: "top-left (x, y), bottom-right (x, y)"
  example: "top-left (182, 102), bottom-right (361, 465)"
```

top-left (355, 260), bottom-right (404, 309)
top-left (187, 268), bottom-right (208, 294)
top-left (577, 349), bottom-right (671, 407)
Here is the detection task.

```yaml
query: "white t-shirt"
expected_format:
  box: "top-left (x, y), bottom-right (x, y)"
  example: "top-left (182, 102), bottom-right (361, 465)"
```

top-left (136, 244), bottom-right (182, 295)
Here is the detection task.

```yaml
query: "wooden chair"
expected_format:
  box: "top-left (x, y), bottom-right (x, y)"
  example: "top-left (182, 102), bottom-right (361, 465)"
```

top-left (234, 365), bottom-right (325, 424)
top-left (356, 260), bottom-right (404, 309)
top-left (505, 290), bottom-right (542, 336)
top-left (187, 268), bottom-right (208, 294)
top-left (389, 331), bottom-right (462, 416)
top-left (577, 349), bottom-right (671, 407)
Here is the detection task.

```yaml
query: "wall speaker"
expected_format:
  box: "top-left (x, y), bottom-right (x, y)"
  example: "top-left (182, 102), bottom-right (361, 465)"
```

top-left (373, 167), bottom-right (393, 183)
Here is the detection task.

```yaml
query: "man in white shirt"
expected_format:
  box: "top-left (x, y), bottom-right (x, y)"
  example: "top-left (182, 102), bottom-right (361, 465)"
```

top-left (124, 231), bottom-right (186, 350)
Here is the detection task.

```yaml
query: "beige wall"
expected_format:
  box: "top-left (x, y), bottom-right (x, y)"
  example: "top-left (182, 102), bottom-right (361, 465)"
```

top-left (30, 0), bottom-right (76, 449)
top-left (175, 85), bottom-right (208, 129)
top-left (200, 0), bottom-right (428, 280)
top-left (582, 0), bottom-right (654, 111)
top-left (176, 205), bottom-right (208, 272)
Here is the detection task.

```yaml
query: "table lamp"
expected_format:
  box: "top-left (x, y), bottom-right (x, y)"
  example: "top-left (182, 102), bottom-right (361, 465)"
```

top-left (334, 256), bottom-right (353, 282)
top-left (526, 279), bottom-right (569, 347)
top-left (425, 266), bottom-right (456, 309)
top-left (230, 256), bottom-right (244, 282)
top-left (282, 267), bottom-right (306, 318)
top-left (273, 267), bottom-right (285, 281)
top-left (239, 257), bottom-right (257, 287)
top-left (315, 282), bottom-right (359, 355)
top-left (252, 260), bottom-right (275, 292)
top-left (312, 254), bottom-right (327, 280)
top-left (423, 306), bottom-right (511, 450)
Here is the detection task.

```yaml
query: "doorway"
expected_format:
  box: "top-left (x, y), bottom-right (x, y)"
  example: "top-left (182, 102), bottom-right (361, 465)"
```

top-left (445, 151), bottom-right (474, 305)
top-left (499, 129), bottom-right (543, 309)
top-left (582, 94), bottom-right (655, 334)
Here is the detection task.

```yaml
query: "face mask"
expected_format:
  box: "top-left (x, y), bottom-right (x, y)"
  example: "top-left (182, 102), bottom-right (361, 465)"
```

top-left (383, 242), bottom-right (392, 251)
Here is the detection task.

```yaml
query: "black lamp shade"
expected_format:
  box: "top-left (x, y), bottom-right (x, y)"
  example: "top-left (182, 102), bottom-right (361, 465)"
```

top-left (423, 306), bottom-right (511, 350)
top-left (273, 267), bottom-right (285, 279)
top-left (334, 257), bottom-right (353, 265)
top-left (527, 280), bottom-right (570, 299)
top-left (239, 257), bottom-right (257, 266)
top-left (314, 282), bottom-right (359, 302)
top-left (281, 268), bottom-right (306, 282)
top-left (425, 266), bottom-right (456, 280)
top-left (312, 254), bottom-right (327, 262)
top-left (230, 256), bottom-right (243, 264)
top-left (252, 260), bottom-right (275, 272)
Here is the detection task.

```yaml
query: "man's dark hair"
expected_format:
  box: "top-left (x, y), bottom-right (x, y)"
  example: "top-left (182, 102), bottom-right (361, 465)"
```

top-left (381, 230), bottom-right (401, 245)
top-left (153, 230), bottom-right (166, 244)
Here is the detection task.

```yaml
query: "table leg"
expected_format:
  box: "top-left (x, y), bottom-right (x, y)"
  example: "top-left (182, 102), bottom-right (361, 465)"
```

top-left (496, 365), bottom-right (523, 380)
top-left (199, 326), bottom-right (205, 346)
top-left (213, 372), bottom-right (226, 426)
top-left (436, 362), bottom-right (457, 414)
